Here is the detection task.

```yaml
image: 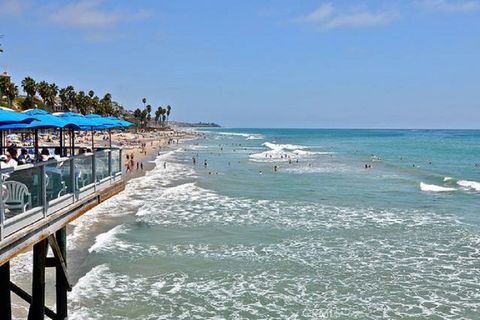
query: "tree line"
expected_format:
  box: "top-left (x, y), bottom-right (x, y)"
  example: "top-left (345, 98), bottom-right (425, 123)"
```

top-left (0, 76), bottom-right (120, 116)
top-left (133, 98), bottom-right (172, 127)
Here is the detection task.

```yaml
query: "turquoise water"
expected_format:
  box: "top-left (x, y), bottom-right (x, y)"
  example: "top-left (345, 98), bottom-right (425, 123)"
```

top-left (68, 129), bottom-right (480, 319)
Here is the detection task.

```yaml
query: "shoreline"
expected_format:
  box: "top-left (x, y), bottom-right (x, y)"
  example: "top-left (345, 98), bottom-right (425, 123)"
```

top-left (9, 129), bottom-right (202, 318)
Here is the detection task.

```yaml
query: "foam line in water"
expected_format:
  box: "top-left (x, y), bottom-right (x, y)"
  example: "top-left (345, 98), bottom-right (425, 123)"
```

top-left (457, 180), bottom-right (480, 191)
top-left (419, 182), bottom-right (456, 192)
top-left (263, 142), bottom-right (307, 151)
top-left (88, 224), bottom-right (128, 253)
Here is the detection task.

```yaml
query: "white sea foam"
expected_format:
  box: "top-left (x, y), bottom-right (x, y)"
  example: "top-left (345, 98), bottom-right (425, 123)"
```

top-left (134, 173), bottom-right (456, 231)
top-left (263, 142), bottom-right (307, 151)
top-left (457, 180), bottom-right (480, 192)
top-left (283, 163), bottom-right (352, 174)
top-left (249, 141), bottom-right (331, 162)
top-left (88, 224), bottom-right (128, 253)
top-left (69, 150), bottom-right (194, 249)
top-left (214, 131), bottom-right (264, 140)
top-left (64, 152), bottom-right (479, 319)
top-left (444, 177), bottom-right (454, 182)
top-left (420, 182), bottom-right (456, 192)
top-left (68, 222), bottom-right (480, 319)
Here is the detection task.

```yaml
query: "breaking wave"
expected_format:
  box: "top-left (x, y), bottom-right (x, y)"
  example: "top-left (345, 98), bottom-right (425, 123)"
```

top-left (420, 182), bottom-right (456, 192)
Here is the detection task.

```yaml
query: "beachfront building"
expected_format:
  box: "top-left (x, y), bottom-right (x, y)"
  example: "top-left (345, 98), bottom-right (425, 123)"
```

top-left (0, 72), bottom-right (10, 81)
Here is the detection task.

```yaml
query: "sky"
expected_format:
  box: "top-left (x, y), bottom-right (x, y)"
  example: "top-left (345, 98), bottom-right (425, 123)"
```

top-left (0, 0), bottom-right (479, 128)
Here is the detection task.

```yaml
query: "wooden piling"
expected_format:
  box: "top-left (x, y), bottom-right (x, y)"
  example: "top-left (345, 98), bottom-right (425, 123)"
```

top-left (55, 227), bottom-right (68, 319)
top-left (0, 261), bottom-right (12, 320)
top-left (28, 239), bottom-right (47, 320)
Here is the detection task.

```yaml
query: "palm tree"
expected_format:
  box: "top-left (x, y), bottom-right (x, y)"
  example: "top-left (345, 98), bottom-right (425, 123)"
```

top-left (4, 82), bottom-right (18, 108)
top-left (99, 93), bottom-right (114, 115)
top-left (155, 106), bottom-right (163, 124)
top-left (37, 81), bottom-right (50, 109)
top-left (76, 91), bottom-right (89, 115)
top-left (0, 77), bottom-right (12, 105)
top-left (91, 95), bottom-right (100, 114)
top-left (142, 97), bottom-right (146, 109)
top-left (46, 83), bottom-right (59, 111)
top-left (133, 108), bottom-right (142, 122)
top-left (166, 105), bottom-right (171, 122)
top-left (146, 104), bottom-right (152, 122)
top-left (59, 86), bottom-right (76, 111)
top-left (21, 77), bottom-right (37, 109)
top-left (88, 90), bottom-right (95, 98)
top-left (141, 109), bottom-right (148, 126)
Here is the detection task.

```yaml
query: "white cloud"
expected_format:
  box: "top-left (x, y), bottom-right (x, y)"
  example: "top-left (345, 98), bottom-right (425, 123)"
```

top-left (47, 0), bottom-right (149, 28)
top-left (296, 3), bottom-right (398, 30)
top-left (301, 3), bottom-right (334, 23)
top-left (416, 0), bottom-right (480, 12)
top-left (0, 0), bottom-right (27, 16)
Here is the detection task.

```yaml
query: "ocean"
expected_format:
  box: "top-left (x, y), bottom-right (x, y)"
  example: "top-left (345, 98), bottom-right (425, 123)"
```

top-left (15, 129), bottom-right (480, 319)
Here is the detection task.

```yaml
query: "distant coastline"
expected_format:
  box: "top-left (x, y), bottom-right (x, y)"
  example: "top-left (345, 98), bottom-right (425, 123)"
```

top-left (171, 121), bottom-right (221, 128)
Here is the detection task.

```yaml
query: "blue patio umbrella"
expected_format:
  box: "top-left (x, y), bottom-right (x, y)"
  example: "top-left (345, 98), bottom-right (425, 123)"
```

top-left (84, 114), bottom-right (128, 148)
top-left (0, 107), bottom-right (39, 154)
top-left (84, 114), bottom-right (123, 129)
top-left (0, 108), bottom-right (82, 158)
top-left (105, 116), bottom-right (133, 128)
top-left (0, 108), bottom-right (80, 130)
top-left (55, 112), bottom-right (109, 130)
top-left (0, 107), bottom-right (38, 125)
top-left (55, 112), bottom-right (112, 152)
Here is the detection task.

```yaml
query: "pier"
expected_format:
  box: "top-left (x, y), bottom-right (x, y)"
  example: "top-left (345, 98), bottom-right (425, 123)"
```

top-left (0, 147), bottom-right (124, 319)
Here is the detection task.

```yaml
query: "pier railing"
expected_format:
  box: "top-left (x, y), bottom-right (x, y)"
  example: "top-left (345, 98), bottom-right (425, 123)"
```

top-left (0, 148), bottom-right (123, 241)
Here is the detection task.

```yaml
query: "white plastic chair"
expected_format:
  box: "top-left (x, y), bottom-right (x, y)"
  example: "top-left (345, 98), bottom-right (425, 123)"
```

top-left (3, 181), bottom-right (32, 213)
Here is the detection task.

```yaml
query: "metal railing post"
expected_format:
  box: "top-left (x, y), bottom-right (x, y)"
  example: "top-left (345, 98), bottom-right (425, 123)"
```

top-left (92, 153), bottom-right (96, 192)
top-left (70, 157), bottom-right (77, 200)
top-left (108, 150), bottom-right (112, 178)
top-left (41, 164), bottom-right (47, 217)
top-left (0, 170), bottom-right (5, 241)
top-left (119, 149), bottom-right (123, 175)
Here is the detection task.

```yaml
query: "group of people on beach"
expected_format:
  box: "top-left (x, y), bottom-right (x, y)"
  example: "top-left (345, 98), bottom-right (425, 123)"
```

top-left (125, 153), bottom-right (143, 173)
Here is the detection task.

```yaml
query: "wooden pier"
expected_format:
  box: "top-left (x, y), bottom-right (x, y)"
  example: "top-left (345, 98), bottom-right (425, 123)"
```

top-left (0, 148), bottom-right (124, 319)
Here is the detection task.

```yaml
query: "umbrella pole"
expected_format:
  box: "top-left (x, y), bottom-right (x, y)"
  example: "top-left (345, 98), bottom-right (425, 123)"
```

top-left (91, 130), bottom-right (94, 151)
top-left (109, 129), bottom-right (112, 148)
top-left (59, 128), bottom-right (64, 157)
top-left (34, 129), bottom-right (39, 161)
top-left (72, 130), bottom-right (75, 156)
top-left (0, 130), bottom-right (3, 155)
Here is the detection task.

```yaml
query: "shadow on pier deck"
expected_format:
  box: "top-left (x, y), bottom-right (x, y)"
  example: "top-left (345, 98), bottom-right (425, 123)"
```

top-left (0, 148), bottom-right (124, 320)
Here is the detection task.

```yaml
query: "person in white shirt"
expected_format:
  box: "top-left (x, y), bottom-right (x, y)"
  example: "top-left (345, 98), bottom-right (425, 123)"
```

top-left (0, 154), bottom-right (17, 168)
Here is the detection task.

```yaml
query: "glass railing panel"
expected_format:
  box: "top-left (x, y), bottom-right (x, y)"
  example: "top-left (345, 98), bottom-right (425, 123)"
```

top-left (45, 159), bottom-right (71, 202)
top-left (75, 154), bottom-right (94, 189)
top-left (111, 149), bottom-right (121, 175)
top-left (3, 166), bottom-right (43, 219)
top-left (95, 151), bottom-right (109, 181)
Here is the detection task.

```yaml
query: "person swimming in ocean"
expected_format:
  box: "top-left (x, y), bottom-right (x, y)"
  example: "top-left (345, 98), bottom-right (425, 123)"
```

top-left (274, 165), bottom-right (278, 172)
top-left (204, 160), bottom-right (208, 167)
